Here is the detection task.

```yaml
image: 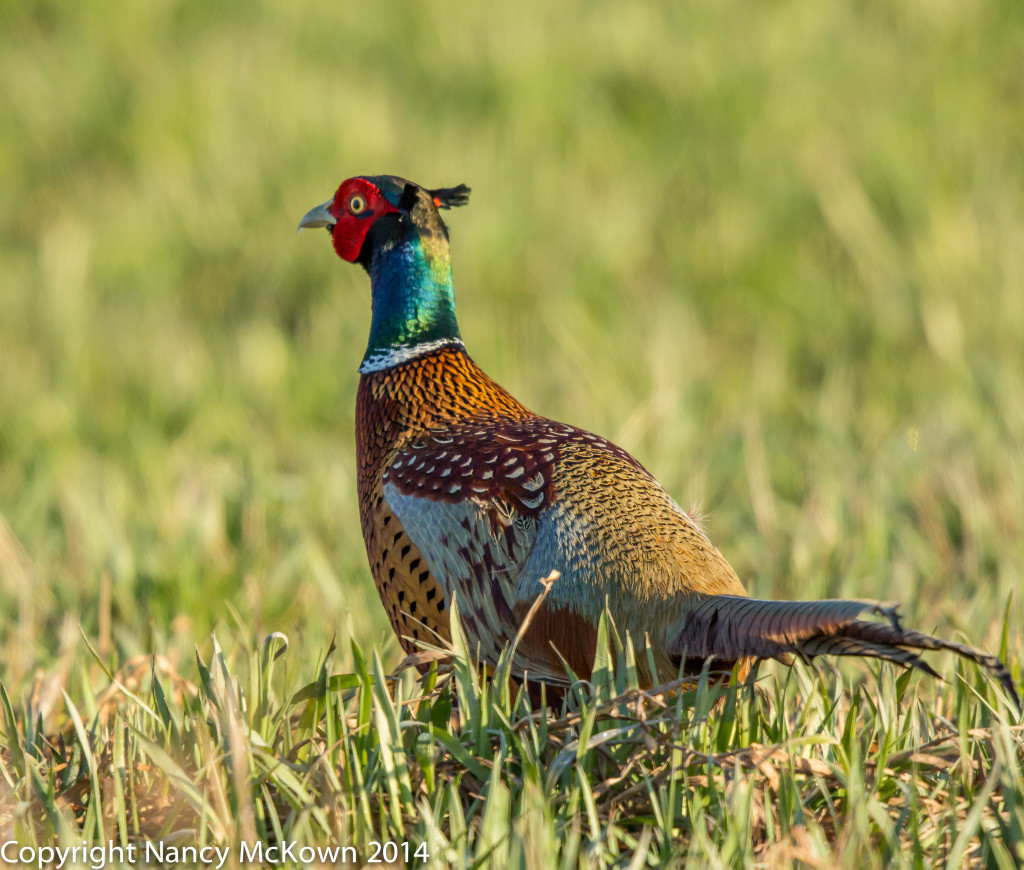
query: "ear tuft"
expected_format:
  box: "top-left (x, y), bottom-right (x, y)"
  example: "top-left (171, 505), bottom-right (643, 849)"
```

top-left (429, 184), bottom-right (471, 210)
top-left (399, 183), bottom-right (419, 212)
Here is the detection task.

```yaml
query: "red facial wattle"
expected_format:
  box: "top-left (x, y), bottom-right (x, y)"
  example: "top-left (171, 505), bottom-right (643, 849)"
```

top-left (329, 178), bottom-right (400, 263)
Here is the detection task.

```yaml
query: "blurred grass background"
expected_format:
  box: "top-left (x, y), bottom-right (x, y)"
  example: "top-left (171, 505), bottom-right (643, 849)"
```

top-left (2, 0), bottom-right (1023, 693)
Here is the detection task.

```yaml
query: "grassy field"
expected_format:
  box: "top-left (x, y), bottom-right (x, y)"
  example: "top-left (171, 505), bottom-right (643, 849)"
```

top-left (2, 0), bottom-right (1024, 866)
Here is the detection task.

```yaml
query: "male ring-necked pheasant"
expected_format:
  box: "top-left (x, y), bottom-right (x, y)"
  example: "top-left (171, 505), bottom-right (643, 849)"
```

top-left (298, 174), bottom-right (1018, 704)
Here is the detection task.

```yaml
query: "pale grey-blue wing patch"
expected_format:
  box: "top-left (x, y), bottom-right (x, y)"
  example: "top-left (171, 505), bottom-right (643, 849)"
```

top-left (519, 504), bottom-right (598, 608)
top-left (383, 482), bottom-right (563, 674)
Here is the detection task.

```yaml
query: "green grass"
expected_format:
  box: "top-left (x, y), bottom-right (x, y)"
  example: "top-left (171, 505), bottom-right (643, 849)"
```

top-left (1, 610), bottom-right (1020, 868)
top-left (2, 0), bottom-right (1024, 865)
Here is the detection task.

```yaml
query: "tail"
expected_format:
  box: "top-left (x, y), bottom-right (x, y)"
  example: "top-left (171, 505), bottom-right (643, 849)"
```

top-left (672, 595), bottom-right (1020, 709)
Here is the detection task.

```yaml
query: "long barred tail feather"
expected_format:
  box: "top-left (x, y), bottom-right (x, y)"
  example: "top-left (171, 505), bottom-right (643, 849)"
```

top-left (673, 595), bottom-right (1020, 709)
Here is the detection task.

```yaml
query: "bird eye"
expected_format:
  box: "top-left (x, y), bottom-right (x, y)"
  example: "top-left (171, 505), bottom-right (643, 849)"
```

top-left (348, 194), bottom-right (367, 215)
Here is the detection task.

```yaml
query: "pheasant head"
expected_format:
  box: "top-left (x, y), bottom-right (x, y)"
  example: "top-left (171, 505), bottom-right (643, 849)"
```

top-left (299, 176), bottom-right (472, 372)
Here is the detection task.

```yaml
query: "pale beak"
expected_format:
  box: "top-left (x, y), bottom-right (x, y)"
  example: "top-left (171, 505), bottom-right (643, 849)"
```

top-left (297, 199), bottom-right (337, 233)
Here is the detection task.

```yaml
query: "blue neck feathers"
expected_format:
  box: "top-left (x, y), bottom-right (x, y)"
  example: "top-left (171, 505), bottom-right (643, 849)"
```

top-left (360, 234), bottom-right (463, 373)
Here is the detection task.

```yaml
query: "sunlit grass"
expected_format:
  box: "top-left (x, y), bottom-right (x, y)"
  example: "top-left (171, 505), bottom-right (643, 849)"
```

top-left (1, 609), bottom-right (1021, 868)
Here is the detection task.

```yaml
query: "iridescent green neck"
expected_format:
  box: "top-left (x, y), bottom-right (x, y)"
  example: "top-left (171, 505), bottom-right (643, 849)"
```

top-left (360, 232), bottom-right (463, 373)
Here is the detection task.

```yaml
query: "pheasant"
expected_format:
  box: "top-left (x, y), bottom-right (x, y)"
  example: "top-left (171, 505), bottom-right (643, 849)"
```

top-left (298, 174), bottom-right (1018, 705)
